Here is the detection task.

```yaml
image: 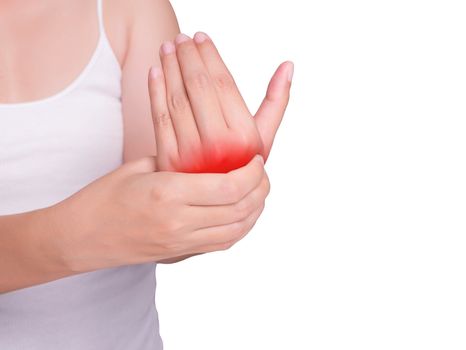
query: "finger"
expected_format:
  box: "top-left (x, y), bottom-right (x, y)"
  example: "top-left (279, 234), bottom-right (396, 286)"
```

top-left (183, 167), bottom-right (269, 230)
top-left (159, 40), bottom-right (201, 155)
top-left (222, 201), bottom-right (265, 248)
top-left (193, 31), bottom-right (254, 131)
top-left (189, 200), bottom-right (265, 254)
top-left (174, 33), bottom-right (228, 141)
top-left (164, 153), bottom-right (264, 205)
top-left (148, 65), bottom-right (178, 158)
top-left (254, 61), bottom-right (294, 162)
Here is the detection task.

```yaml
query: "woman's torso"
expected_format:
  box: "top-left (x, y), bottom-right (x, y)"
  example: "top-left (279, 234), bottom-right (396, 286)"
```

top-left (0, 0), bottom-right (162, 348)
top-left (0, 0), bottom-right (127, 104)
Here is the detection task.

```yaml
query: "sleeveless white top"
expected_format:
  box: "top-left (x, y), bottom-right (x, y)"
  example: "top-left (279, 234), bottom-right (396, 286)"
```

top-left (0, 0), bottom-right (163, 348)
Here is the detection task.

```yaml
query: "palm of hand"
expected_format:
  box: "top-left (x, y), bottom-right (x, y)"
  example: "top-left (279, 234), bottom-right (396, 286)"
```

top-left (149, 32), bottom-right (292, 173)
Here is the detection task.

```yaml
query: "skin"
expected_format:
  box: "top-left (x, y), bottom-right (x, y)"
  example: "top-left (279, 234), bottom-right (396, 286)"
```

top-left (1, 153), bottom-right (269, 291)
top-left (150, 32), bottom-right (293, 173)
top-left (52, 154), bottom-right (269, 273)
top-left (150, 32), bottom-right (265, 174)
top-left (0, 0), bottom-right (292, 291)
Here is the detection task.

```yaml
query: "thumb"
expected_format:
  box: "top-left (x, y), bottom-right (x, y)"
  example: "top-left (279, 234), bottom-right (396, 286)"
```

top-left (254, 61), bottom-right (294, 161)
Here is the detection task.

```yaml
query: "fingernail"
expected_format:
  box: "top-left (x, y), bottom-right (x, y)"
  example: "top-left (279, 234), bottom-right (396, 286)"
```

top-left (194, 31), bottom-right (210, 44)
top-left (161, 41), bottom-right (175, 55)
top-left (287, 61), bottom-right (294, 82)
top-left (255, 154), bottom-right (264, 164)
top-left (150, 66), bottom-right (161, 79)
top-left (175, 33), bottom-right (191, 44)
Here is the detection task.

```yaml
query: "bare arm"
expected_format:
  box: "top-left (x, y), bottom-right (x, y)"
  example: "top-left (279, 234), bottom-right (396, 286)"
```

top-left (0, 153), bottom-right (268, 292)
top-left (121, 0), bottom-right (180, 163)
top-left (121, 0), bottom-right (197, 264)
top-left (0, 1), bottom-right (183, 293)
top-left (0, 205), bottom-right (74, 293)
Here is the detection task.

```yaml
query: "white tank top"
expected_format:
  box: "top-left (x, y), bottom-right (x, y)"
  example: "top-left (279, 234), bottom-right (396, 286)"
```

top-left (0, 0), bottom-right (163, 348)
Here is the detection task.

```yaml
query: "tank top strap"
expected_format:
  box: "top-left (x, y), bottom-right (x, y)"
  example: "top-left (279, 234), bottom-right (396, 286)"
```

top-left (95, 0), bottom-right (120, 72)
top-left (96, 0), bottom-right (105, 37)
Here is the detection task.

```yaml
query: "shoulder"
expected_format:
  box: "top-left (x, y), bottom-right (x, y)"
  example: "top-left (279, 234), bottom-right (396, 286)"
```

top-left (103, 0), bottom-right (179, 69)
top-left (103, 0), bottom-right (181, 162)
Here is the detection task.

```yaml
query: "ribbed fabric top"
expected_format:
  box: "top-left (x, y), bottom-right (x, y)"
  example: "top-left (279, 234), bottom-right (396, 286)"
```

top-left (0, 0), bottom-right (162, 348)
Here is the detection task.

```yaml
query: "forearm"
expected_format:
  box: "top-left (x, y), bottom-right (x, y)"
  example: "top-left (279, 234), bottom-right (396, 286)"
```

top-left (0, 205), bottom-right (75, 294)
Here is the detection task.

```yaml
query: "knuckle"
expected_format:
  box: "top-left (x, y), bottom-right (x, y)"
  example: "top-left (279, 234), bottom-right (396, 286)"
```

top-left (219, 239), bottom-right (235, 251)
top-left (258, 201), bottom-right (266, 214)
top-left (244, 213), bottom-right (258, 233)
top-left (213, 73), bottom-right (235, 91)
top-left (234, 197), bottom-right (255, 219)
top-left (253, 204), bottom-right (265, 223)
top-left (186, 72), bottom-right (210, 91)
top-left (220, 177), bottom-right (242, 202)
top-left (232, 219), bottom-right (248, 237)
top-left (263, 172), bottom-right (271, 196)
top-left (150, 183), bottom-right (172, 203)
top-left (170, 91), bottom-right (189, 112)
top-left (252, 201), bottom-right (264, 218)
top-left (245, 218), bottom-right (257, 234)
top-left (158, 218), bottom-right (181, 236)
top-left (154, 110), bottom-right (171, 127)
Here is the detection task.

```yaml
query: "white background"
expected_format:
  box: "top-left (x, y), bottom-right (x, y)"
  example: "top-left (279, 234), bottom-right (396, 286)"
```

top-left (156, 1), bottom-right (466, 349)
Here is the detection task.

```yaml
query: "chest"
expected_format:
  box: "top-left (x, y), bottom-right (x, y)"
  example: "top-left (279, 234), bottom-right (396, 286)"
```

top-left (0, 0), bottom-right (126, 104)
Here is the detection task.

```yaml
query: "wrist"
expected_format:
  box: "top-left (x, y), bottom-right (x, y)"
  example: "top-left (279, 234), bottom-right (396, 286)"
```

top-left (27, 204), bottom-right (76, 276)
top-left (0, 206), bottom-right (78, 293)
top-left (45, 199), bottom-right (93, 274)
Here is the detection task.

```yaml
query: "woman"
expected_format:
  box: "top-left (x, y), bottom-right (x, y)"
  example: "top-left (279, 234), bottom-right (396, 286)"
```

top-left (0, 0), bottom-right (293, 348)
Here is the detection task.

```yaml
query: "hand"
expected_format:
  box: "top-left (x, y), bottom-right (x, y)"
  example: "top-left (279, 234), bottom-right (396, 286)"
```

top-left (148, 32), bottom-right (293, 173)
top-left (54, 154), bottom-right (269, 272)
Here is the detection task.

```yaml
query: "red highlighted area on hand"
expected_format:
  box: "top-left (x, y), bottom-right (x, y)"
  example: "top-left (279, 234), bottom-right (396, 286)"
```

top-left (176, 139), bottom-right (264, 174)
top-left (149, 32), bottom-right (286, 175)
